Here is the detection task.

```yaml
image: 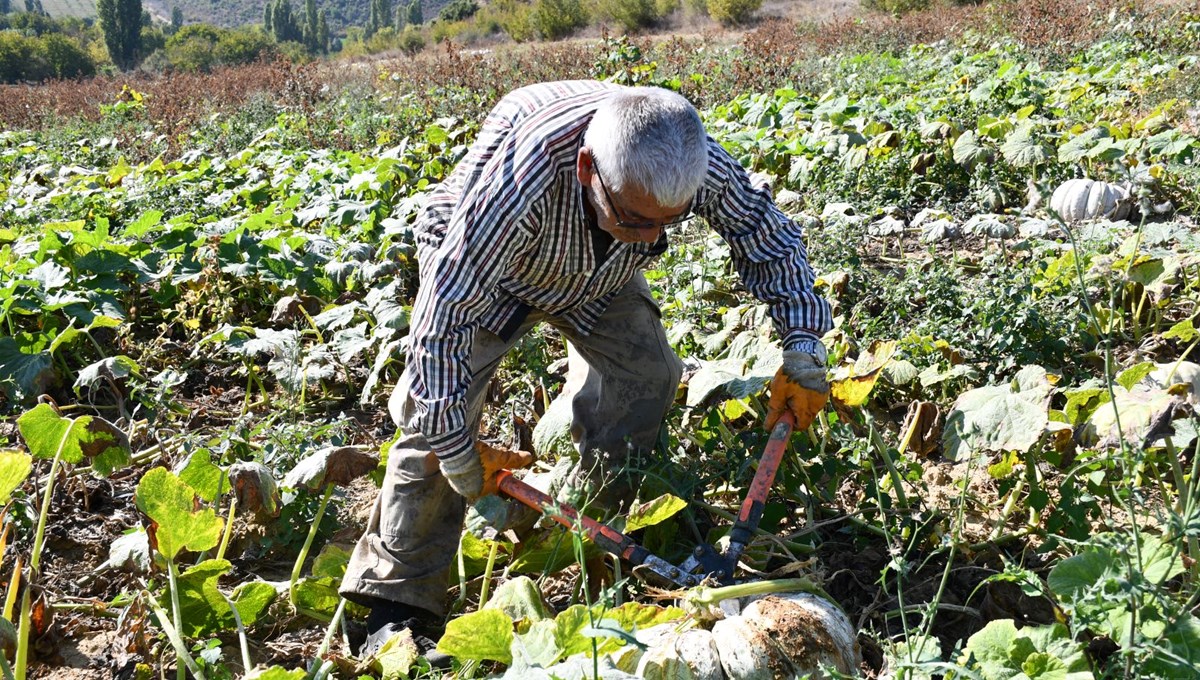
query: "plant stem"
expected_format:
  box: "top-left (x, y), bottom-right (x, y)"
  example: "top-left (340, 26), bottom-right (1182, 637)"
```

top-left (216, 496), bottom-right (238, 563)
top-left (290, 485), bottom-right (334, 606)
top-left (317, 598), bottom-right (347, 660)
top-left (15, 422), bottom-right (72, 680)
top-left (146, 595), bottom-right (206, 680)
top-left (454, 534), bottom-right (469, 612)
top-left (167, 558), bottom-right (187, 680)
top-left (478, 539), bottom-right (500, 609)
top-left (217, 588), bottom-right (253, 672)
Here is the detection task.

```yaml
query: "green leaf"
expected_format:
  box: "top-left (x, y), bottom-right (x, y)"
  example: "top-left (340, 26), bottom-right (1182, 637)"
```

top-left (437, 608), bottom-right (514, 664)
top-left (371, 628), bottom-right (420, 678)
top-left (0, 336), bottom-right (54, 403)
top-left (291, 576), bottom-right (361, 622)
top-left (555, 602), bottom-right (685, 659)
top-left (1117, 362), bottom-right (1157, 390)
top-left (1163, 319), bottom-right (1198, 343)
top-left (124, 209), bottom-right (164, 238)
top-left (312, 543), bottom-right (352, 579)
top-left (231, 581), bottom-right (277, 628)
top-left (1021, 652), bottom-right (1068, 679)
top-left (245, 667), bottom-right (307, 680)
top-left (626, 494), bottom-right (688, 532)
top-left (953, 130), bottom-right (988, 167)
top-left (942, 366), bottom-right (1054, 461)
top-left (74, 356), bottom-right (141, 394)
top-left (1063, 386), bottom-right (1108, 427)
top-left (0, 450), bottom-right (32, 504)
top-left (1144, 615), bottom-right (1200, 677)
top-left (1047, 549), bottom-right (1115, 603)
top-left (168, 558), bottom-right (235, 638)
top-left (484, 576), bottom-right (552, 624)
top-left (1058, 128), bottom-right (1110, 163)
top-left (512, 619), bottom-right (562, 669)
top-left (17, 404), bottom-right (131, 476)
top-left (176, 449), bottom-right (228, 503)
top-left (1080, 386), bottom-right (1181, 448)
top-left (1001, 121), bottom-right (1051, 168)
top-left (135, 467), bottom-right (224, 560)
top-left (964, 620), bottom-right (1091, 680)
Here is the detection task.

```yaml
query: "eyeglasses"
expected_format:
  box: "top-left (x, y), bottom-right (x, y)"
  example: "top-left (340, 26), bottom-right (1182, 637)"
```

top-left (593, 163), bottom-right (694, 231)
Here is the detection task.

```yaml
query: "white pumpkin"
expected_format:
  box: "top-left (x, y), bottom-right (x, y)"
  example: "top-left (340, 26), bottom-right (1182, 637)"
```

top-left (673, 629), bottom-right (726, 680)
top-left (1049, 178), bottom-right (1132, 222)
top-left (712, 616), bottom-right (794, 680)
top-left (741, 593), bottom-right (861, 677)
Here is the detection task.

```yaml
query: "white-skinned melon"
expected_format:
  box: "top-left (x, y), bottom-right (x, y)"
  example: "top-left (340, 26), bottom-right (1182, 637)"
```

top-left (1049, 178), bottom-right (1131, 222)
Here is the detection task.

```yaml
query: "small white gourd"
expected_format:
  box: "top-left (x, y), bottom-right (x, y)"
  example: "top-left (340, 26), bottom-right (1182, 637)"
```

top-left (1049, 178), bottom-right (1131, 222)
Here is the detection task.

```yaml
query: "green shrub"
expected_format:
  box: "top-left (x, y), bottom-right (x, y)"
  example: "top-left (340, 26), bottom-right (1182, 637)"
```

top-left (706, 0), bottom-right (760, 25)
top-left (859, 0), bottom-right (931, 15)
top-left (439, 0), bottom-right (479, 22)
top-left (531, 0), bottom-right (587, 40)
top-left (0, 31), bottom-right (38, 82)
top-left (165, 24), bottom-right (223, 71)
top-left (595, 0), bottom-right (660, 31)
top-left (489, 0), bottom-right (535, 41)
top-left (398, 24), bottom-right (425, 53)
top-left (38, 33), bottom-right (95, 79)
top-left (216, 27), bottom-right (276, 65)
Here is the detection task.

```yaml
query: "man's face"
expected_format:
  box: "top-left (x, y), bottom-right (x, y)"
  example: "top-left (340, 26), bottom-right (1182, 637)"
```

top-left (577, 148), bottom-right (692, 244)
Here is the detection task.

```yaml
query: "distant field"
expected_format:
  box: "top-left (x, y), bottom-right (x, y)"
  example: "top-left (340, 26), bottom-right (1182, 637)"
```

top-left (41, 0), bottom-right (96, 19)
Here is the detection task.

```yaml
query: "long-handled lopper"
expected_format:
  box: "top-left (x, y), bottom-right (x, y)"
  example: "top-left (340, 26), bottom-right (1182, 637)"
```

top-left (495, 412), bottom-right (796, 589)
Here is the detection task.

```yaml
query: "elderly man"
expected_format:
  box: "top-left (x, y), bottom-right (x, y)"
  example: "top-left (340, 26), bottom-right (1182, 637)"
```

top-left (340, 80), bottom-right (832, 657)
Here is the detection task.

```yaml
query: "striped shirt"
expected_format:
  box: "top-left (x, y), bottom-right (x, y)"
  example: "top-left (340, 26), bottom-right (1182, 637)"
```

top-left (408, 80), bottom-right (832, 463)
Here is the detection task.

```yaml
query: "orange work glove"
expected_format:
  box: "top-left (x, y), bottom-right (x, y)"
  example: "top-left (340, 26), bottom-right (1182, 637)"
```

top-left (441, 441), bottom-right (536, 499)
top-left (478, 441), bottom-right (536, 498)
top-left (766, 348), bottom-right (830, 432)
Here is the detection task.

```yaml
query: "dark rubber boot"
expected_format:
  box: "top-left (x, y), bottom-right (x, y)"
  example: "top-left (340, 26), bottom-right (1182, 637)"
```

top-left (359, 600), bottom-right (453, 670)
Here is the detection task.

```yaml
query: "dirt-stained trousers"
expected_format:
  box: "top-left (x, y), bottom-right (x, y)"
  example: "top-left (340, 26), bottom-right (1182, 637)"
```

top-left (340, 274), bottom-right (683, 616)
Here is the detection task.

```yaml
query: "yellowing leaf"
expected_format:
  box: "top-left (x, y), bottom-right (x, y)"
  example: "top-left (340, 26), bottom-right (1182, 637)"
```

top-left (626, 494), bottom-right (688, 532)
top-left (16, 404), bottom-right (130, 477)
top-left (437, 609), bottom-right (513, 664)
top-left (0, 450), bottom-right (32, 504)
top-left (135, 467), bottom-right (224, 561)
top-left (830, 340), bottom-right (897, 407)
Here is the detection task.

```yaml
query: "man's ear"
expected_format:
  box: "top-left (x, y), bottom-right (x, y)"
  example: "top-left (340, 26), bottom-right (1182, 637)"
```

top-left (576, 146), bottom-right (594, 187)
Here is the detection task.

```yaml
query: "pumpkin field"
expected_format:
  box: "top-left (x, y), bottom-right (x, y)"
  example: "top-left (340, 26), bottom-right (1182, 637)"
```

top-left (3, 0), bottom-right (1200, 677)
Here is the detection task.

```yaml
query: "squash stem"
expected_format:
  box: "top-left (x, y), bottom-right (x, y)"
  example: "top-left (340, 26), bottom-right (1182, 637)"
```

top-left (290, 485), bottom-right (334, 606)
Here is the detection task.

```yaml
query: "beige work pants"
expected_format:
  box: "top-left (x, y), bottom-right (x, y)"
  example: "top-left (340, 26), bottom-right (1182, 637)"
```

top-left (340, 274), bottom-right (683, 615)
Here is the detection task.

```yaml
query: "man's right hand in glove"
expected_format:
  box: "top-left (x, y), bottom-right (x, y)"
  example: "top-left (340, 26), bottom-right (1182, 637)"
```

top-left (766, 346), bottom-right (830, 432)
top-left (440, 441), bottom-right (535, 500)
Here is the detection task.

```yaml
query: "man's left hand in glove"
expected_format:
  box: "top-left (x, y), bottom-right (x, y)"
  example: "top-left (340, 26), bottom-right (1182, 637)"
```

top-left (766, 346), bottom-right (830, 432)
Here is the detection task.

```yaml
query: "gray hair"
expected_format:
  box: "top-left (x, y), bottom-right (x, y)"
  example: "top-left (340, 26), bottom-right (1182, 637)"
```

top-left (584, 86), bottom-right (708, 207)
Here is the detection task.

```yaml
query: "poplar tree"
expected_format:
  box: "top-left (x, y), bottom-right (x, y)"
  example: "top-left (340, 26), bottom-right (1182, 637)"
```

top-left (97, 0), bottom-right (142, 69)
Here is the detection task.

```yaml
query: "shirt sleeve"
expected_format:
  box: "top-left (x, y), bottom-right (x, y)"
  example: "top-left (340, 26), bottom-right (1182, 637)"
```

top-left (406, 120), bottom-right (542, 463)
top-left (696, 138), bottom-right (833, 354)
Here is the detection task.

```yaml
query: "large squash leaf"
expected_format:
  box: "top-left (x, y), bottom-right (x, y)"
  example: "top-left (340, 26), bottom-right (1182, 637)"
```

top-left (135, 467), bottom-right (224, 561)
top-left (942, 366), bottom-right (1055, 461)
top-left (1079, 386), bottom-right (1182, 448)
